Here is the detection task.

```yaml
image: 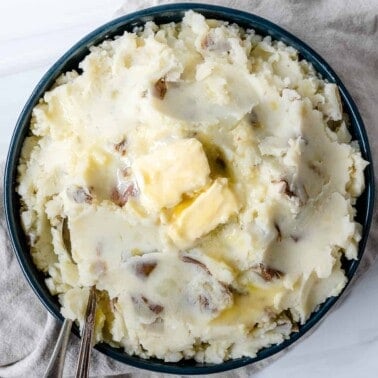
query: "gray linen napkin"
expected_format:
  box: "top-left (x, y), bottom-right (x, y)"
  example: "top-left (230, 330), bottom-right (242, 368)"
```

top-left (1, 0), bottom-right (377, 377)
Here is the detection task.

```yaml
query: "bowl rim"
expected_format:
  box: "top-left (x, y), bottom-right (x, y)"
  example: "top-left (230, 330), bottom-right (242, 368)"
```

top-left (3, 2), bottom-right (375, 375)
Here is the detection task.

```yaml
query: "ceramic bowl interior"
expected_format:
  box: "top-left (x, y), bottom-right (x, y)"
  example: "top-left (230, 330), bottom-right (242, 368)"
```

top-left (4, 2), bottom-right (375, 375)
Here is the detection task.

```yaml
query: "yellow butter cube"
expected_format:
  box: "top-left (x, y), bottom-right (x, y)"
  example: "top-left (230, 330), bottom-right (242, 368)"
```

top-left (168, 178), bottom-right (239, 248)
top-left (133, 138), bottom-right (210, 212)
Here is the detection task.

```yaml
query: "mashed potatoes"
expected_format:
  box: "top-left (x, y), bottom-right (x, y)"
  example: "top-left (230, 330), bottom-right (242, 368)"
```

top-left (17, 11), bottom-right (367, 363)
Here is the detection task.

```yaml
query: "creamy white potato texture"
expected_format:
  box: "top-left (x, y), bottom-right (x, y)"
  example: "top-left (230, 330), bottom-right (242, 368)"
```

top-left (18, 11), bottom-right (367, 363)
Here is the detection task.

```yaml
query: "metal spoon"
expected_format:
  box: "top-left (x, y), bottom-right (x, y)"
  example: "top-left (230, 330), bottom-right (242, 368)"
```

top-left (44, 218), bottom-right (74, 377)
top-left (44, 287), bottom-right (97, 378)
top-left (44, 318), bottom-right (73, 378)
top-left (75, 285), bottom-right (97, 378)
top-left (44, 218), bottom-right (97, 377)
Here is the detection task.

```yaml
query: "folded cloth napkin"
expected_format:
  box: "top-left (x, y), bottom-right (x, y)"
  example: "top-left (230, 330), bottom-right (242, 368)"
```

top-left (1, 0), bottom-right (377, 377)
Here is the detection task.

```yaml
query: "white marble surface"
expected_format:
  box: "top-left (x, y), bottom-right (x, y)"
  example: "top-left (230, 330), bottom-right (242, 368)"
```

top-left (1, 1), bottom-right (377, 377)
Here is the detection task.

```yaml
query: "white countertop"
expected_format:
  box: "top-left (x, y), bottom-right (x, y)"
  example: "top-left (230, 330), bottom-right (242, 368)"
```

top-left (1, 1), bottom-right (377, 377)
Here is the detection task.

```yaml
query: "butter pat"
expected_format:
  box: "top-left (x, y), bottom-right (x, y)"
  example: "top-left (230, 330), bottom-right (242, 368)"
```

top-left (133, 138), bottom-right (210, 212)
top-left (168, 178), bottom-right (238, 248)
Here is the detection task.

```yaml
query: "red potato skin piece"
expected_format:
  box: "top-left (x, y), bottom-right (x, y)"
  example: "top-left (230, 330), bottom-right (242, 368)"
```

top-left (134, 261), bottom-right (157, 279)
top-left (153, 78), bottom-right (167, 99)
top-left (111, 183), bottom-right (138, 207)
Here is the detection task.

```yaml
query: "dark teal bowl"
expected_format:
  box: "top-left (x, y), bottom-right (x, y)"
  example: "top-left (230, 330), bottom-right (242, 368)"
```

top-left (4, 2), bottom-right (375, 375)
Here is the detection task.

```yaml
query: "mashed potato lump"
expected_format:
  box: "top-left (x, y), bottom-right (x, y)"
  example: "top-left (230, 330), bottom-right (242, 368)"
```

top-left (17, 11), bottom-right (367, 363)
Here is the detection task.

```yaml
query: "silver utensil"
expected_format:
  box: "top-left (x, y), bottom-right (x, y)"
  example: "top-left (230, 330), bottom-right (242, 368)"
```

top-left (75, 286), bottom-right (97, 378)
top-left (44, 218), bottom-right (74, 377)
top-left (43, 318), bottom-right (73, 378)
top-left (45, 219), bottom-right (97, 378)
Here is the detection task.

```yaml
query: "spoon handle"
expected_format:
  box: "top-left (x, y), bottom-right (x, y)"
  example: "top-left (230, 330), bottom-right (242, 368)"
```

top-left (44, 318), bottom-right (73, 378)
top-left (75, 286), bottom-right (97, 378)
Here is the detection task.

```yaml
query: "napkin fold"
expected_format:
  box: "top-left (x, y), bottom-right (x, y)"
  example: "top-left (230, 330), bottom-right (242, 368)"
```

top-left (1, 0), bottom-right (377, 377)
